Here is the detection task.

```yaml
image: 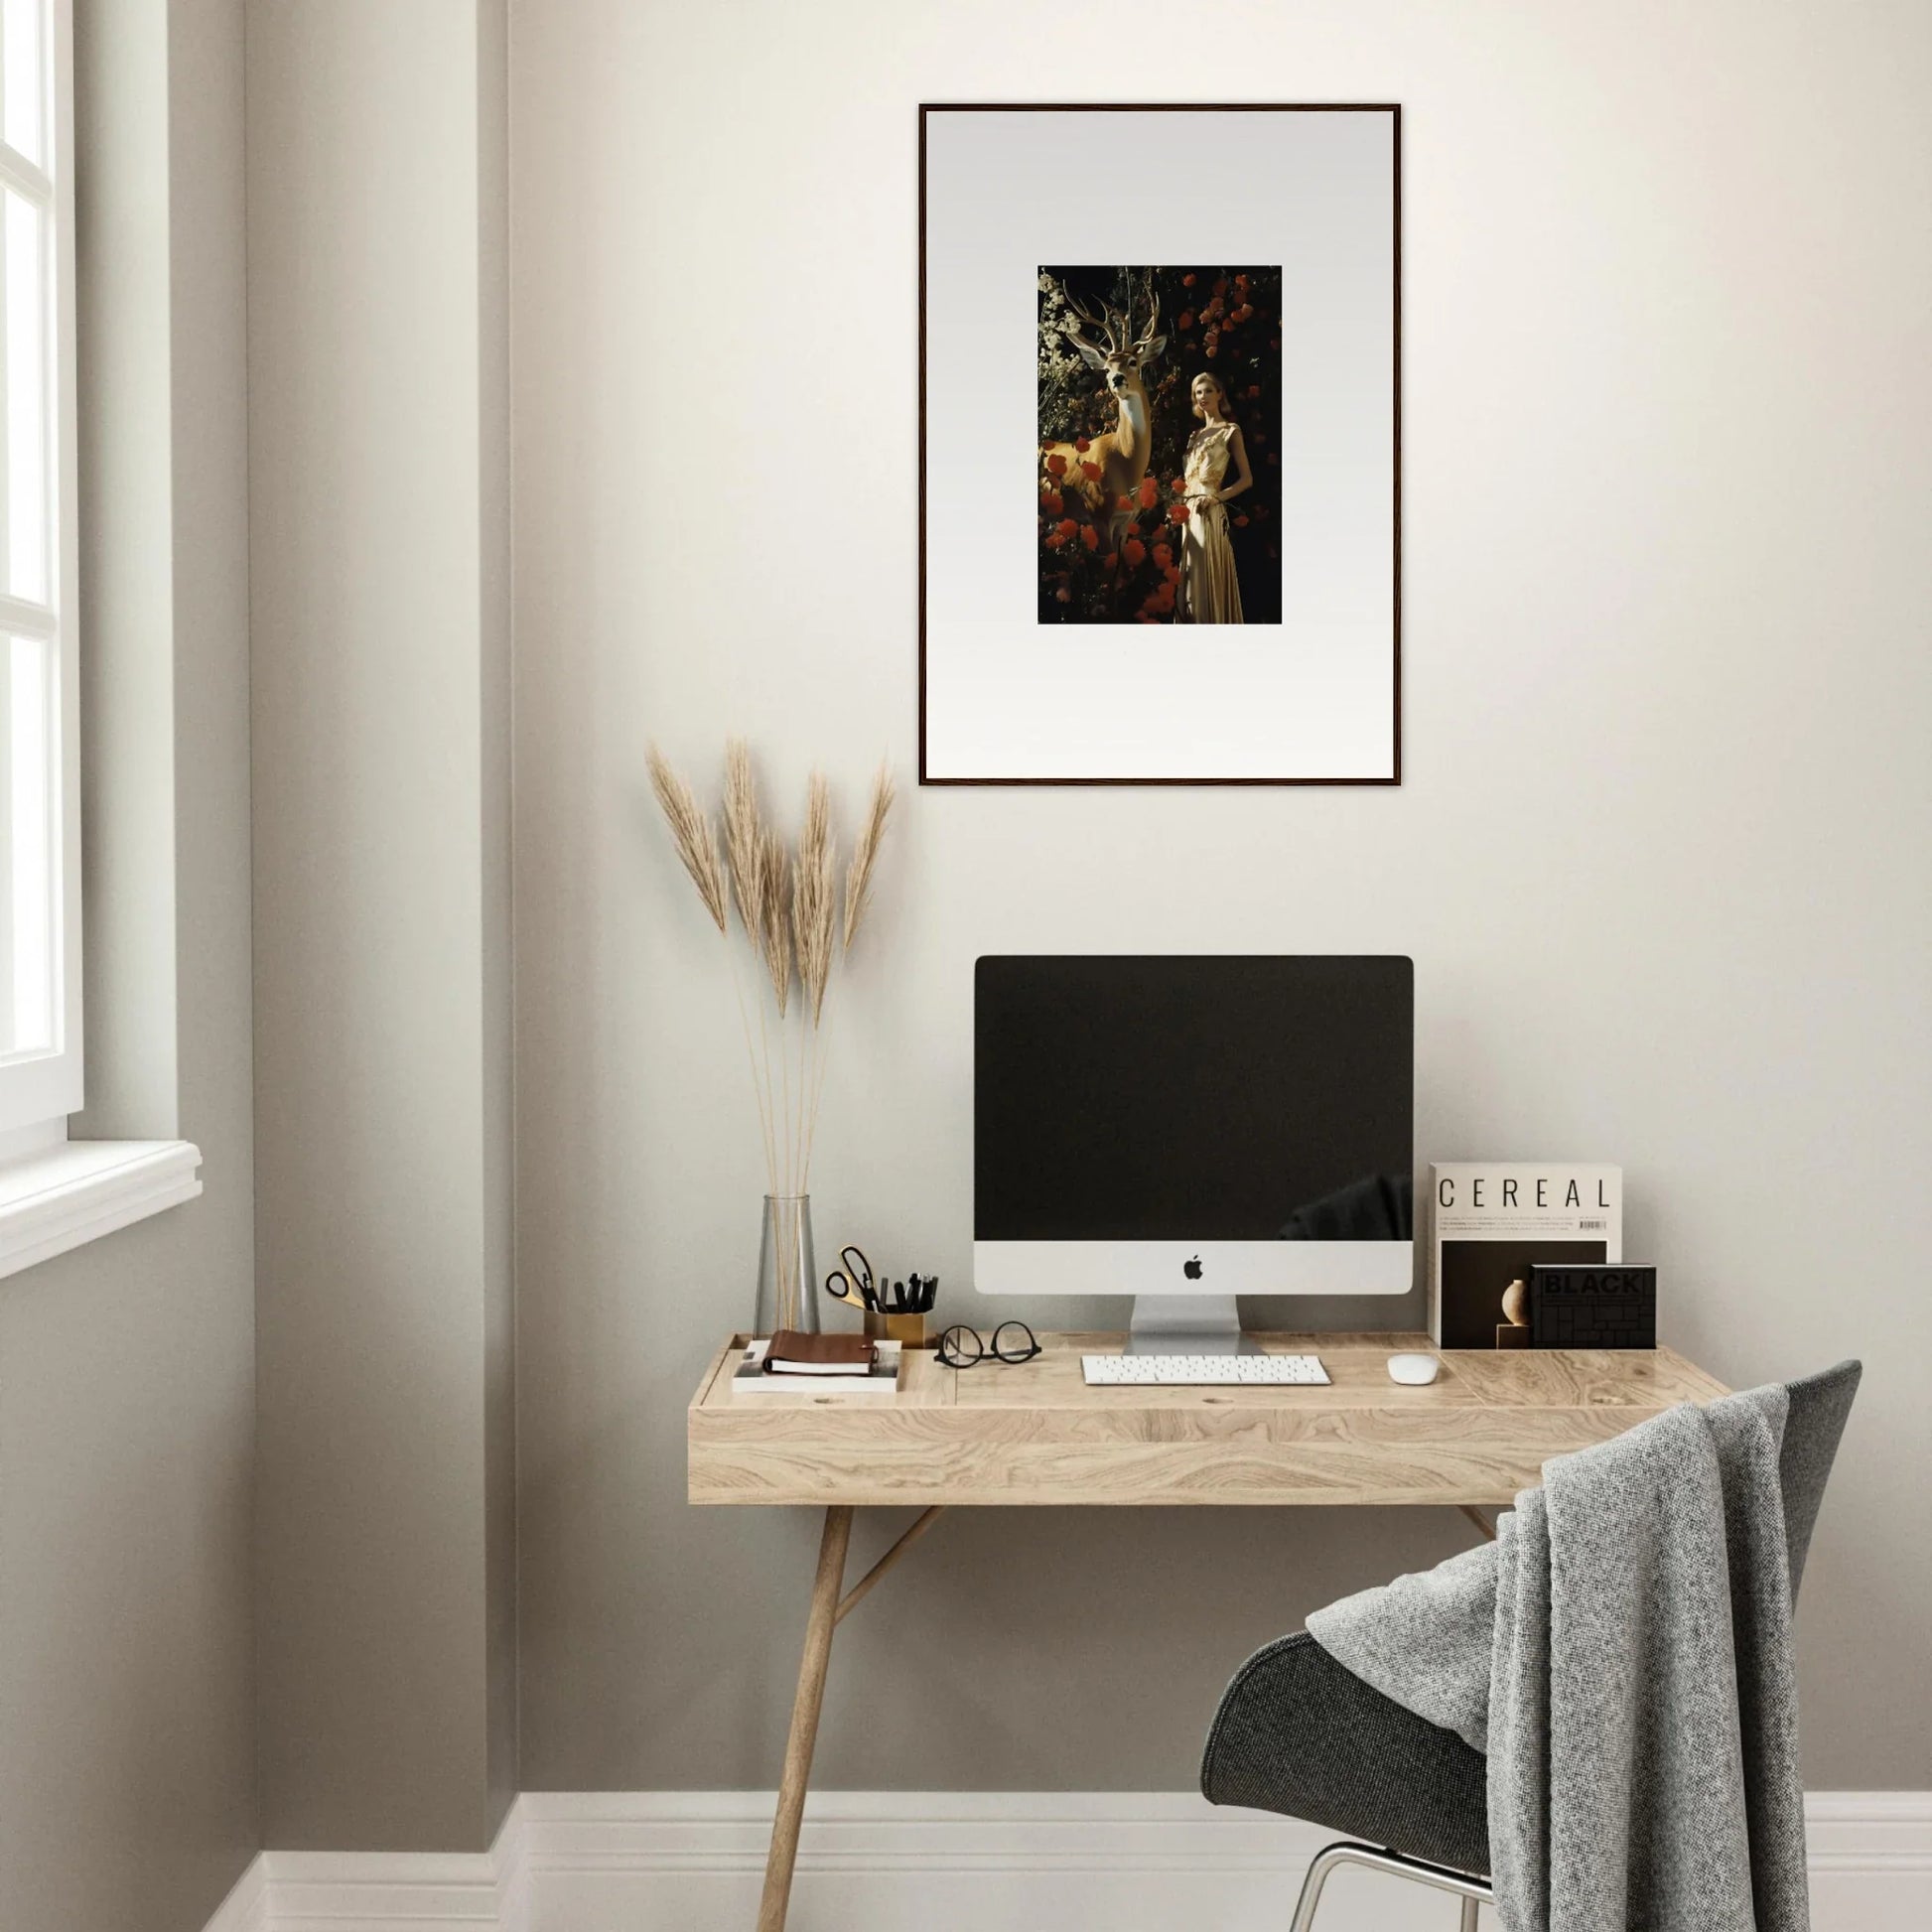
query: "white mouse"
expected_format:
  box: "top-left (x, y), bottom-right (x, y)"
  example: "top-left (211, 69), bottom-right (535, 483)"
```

top-left (1387, 1352), bottom-right (1442, 1386)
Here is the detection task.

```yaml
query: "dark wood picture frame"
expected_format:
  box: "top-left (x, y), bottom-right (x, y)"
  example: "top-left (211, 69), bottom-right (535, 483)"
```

top-left (917, 102), bottom-right (1402, 787)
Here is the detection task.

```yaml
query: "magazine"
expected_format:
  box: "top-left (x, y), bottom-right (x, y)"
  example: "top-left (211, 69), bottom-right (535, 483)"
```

top-left (1429, 1164), bottom-right (1621, 1348)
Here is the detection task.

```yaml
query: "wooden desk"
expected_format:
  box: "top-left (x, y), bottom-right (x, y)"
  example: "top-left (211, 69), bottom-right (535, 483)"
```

top-left (688, 1331), bottom-right (1726, 1931)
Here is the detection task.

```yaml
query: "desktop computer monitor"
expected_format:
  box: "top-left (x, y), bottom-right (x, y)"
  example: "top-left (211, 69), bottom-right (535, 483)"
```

top-left (974, 955), bottom-right (1414, 1349)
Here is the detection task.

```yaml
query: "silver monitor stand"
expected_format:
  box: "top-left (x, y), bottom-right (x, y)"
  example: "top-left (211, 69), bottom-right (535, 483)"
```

top-left (1125, 1294), bottom-right (1258, 1356)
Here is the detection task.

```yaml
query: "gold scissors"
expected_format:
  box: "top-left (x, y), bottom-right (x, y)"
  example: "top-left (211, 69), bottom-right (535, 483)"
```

top-left (824, 1244), bottom-right (878, 1312)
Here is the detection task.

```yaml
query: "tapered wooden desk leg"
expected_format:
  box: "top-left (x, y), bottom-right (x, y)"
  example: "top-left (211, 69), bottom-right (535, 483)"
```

top-left (758, 1504), bottom-right (853, 1932)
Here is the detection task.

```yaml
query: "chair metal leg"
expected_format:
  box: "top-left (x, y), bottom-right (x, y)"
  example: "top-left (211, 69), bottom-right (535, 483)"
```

top-left (1287, 1843), bottom-right (1350, 1932)
top-left (1288, 1841), bottom-right (1493, 1932)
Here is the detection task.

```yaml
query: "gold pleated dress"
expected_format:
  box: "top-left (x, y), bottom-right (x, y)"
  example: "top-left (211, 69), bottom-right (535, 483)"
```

top-left (1177, 422), bottom-right (1244, 625)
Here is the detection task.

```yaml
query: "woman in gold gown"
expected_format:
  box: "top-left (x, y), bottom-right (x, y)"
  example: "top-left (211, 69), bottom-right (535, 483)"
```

top-left (1176, 371), bottom-right (1255, 624)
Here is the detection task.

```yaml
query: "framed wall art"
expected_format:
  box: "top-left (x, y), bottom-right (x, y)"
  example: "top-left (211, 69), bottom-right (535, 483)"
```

top-left (918, 104), bottom-right (1400, 785)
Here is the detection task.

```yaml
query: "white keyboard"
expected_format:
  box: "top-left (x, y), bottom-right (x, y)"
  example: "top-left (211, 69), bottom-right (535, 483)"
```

top-left (1081, 1352), bottom-right (1329, 1387)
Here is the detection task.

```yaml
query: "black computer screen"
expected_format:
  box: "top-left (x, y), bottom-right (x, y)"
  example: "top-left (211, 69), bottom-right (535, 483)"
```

top-left (974, 956), bottom-right (1414, 1241)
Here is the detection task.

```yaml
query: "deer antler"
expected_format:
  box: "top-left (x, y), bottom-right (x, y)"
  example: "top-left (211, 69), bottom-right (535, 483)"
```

top-left (1060, 283), bottom-right (1120, 356)
top-left (1134, 286), bottom-right (1162, 352)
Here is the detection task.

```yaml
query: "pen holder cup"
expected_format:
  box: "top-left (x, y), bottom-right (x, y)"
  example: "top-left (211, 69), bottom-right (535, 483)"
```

top-left (866, 1310), bottom-right (927, 1349)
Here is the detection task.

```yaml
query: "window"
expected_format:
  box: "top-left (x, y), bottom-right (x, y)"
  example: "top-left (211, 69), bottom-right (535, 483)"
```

top-left (0, 0), bottom-right (75, 1140)
top-left (0, 0), bottom-right (200, 1271)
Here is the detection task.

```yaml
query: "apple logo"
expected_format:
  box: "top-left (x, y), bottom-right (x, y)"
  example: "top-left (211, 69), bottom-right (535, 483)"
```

top-left (1183, 1255), bottom-right (1203, 1280)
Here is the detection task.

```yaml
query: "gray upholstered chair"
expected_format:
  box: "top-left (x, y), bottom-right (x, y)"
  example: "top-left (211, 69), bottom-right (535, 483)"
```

top-left (1200, 1361), bottom-right (1862, 1930)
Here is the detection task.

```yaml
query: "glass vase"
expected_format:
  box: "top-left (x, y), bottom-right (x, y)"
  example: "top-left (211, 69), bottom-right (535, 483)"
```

top-left (754, 1193), bottom-right (818, 1338)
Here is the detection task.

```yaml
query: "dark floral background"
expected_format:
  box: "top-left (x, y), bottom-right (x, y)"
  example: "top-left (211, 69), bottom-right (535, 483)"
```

top-left (1038, 265), bottom-right (1282, 626)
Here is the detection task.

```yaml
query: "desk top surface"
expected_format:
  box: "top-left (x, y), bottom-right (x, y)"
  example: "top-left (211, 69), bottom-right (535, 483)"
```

top-left (688, 1332), bottom-right (1727, 1508)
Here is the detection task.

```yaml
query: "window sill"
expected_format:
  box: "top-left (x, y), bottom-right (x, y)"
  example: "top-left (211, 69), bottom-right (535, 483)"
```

top-left (0, 1139), bottom-right (203, 1282)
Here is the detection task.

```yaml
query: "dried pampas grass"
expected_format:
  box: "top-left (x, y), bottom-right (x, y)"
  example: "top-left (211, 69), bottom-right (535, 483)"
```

top-left (843, 763), bottom-right (895, 950)
top-left (646, 747), bottom-right (727, 935)
top-left (646, 741), bottom-right (896, 1196)
top-left (723, 739), bottom-right (764, 940)
top-left (758, 827), bottom-right (792, 1018)
top-left (792, 774), bottom-right (836, 1026)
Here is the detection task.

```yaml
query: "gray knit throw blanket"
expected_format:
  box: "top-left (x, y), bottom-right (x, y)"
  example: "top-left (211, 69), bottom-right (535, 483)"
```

top-left (1307, 1387), bottom-right (1809, 1932)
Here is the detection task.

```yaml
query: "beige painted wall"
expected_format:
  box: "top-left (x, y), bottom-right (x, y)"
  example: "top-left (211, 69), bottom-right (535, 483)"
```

top-left (249, 0), bottom-right (516, 1854)
top-left (479, 0), bottom-right (519, 1836)
top-left (0, 4), bottom-right (258, 1929)
top-left (511, 0), bottom-right (1932, 1794)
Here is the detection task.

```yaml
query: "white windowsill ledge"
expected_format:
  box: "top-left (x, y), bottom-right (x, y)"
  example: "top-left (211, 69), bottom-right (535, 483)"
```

top-left (0, 1139), bottom-right (203, 1282)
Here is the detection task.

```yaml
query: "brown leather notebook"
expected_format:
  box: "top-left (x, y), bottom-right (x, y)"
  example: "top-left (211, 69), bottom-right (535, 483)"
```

top-left (765, 1330), bottom-right (877, 1374)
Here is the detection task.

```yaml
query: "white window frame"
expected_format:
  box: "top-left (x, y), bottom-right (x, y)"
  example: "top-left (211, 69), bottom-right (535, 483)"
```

top-left (0, 0), bottom-right (201, 1277)
top-left (0, 0), bottom-right (79, 1140)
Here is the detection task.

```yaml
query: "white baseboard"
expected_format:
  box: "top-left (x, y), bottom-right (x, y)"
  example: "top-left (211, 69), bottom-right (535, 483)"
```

top-left (203, 1790), bottom-right (1932, 1932)
top-left (201, 1854), bottom-right (267, 1932)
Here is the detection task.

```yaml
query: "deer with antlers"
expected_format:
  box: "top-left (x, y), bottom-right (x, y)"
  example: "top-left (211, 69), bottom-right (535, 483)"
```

top-left (1040, 280), bottom-right (1168, 552)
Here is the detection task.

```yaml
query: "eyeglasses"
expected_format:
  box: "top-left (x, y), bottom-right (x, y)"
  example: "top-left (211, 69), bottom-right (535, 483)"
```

top-left (936, 1320), bottom-right (1040, 1368)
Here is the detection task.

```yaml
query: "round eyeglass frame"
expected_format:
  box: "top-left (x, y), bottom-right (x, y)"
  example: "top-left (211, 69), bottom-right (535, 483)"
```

top-left (935, 1320), bottom-right (1041, 1368)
